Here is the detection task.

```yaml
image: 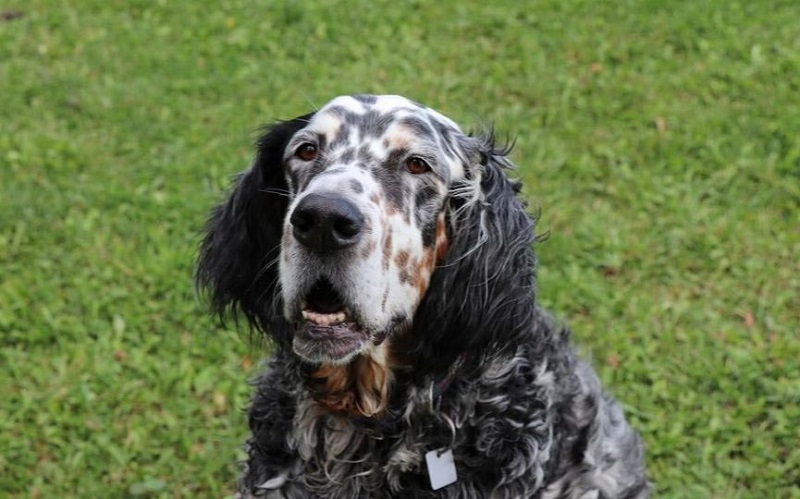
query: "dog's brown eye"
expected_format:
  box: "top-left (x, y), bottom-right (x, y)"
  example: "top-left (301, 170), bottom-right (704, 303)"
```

top-left (295, 143), bottom-right (318, 162)
top-left (406, 157), bottom-right (431, 174)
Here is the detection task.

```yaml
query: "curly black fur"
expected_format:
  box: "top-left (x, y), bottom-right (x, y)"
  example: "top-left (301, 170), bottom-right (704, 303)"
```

top-left (409, 135), bottom-right (537, 376)
top-left (197, 114), bottom-right (313, 347)
top-left (196, 97), bottom-right (650, 498)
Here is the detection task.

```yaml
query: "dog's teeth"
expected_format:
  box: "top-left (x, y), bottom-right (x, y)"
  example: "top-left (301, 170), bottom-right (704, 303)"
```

top-left (302, 309), bottom-right (347, 326)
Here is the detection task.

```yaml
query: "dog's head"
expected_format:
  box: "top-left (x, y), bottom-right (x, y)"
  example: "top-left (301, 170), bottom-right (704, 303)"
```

top-left (198, 95), bottom-right (535, 370)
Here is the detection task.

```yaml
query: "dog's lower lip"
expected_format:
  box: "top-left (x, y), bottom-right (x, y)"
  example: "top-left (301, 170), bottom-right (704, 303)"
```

top-left (293, 318), bottom-right (371, 363)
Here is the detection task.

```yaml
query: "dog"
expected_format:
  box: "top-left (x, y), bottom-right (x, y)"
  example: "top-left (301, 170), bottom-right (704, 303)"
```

top-left (197, 94), bottom-right (649, 498)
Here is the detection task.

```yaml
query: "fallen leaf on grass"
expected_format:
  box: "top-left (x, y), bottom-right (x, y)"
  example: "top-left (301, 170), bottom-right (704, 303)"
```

top-left (599, 265), bottom-right (622, 278)
top-left (654, 117), bottom-right (667, 135)
top-left (741, 310), bottom-right (755, 329)
top-left (129, 479), bottom-right (167, 496)
top-left (213, 390), bottom-right (227, 414)
top-left (0, 10), bottom-right (24, 22)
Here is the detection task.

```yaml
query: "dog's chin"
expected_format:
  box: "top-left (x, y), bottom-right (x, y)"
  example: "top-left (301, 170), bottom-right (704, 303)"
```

top-left (288, 277), bottom-right (392, 364)
top-left (292, 320), bottom-right (373, 365)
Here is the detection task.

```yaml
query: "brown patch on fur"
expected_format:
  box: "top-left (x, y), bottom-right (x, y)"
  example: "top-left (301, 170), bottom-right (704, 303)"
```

top-left (382, 227), bottom-right (393, 271)
top-left (309, 347), bottom-right (393, 417)
top-left (395, 250), bottom-right (417, 286)
top-left (370, 192), bottom-right (381, 205)
top-left (381, 287), bottom-right (389, 311)
top-left (417, 278), bottom-right (429, 298)
top-left (434, 213), bottom-right (449, 264)
top-left (394, 250), bottom-right (410, 268)
top-left (360, 238), bottom-right (377, 259)
top-left (399, 268), bottom-right (415, 286)
top-left (310, 364), bottom-right (354, 413)
top-left (414, 249), bottom-right (435, 298)
top-left (413, 215), bottom-right (449, 299)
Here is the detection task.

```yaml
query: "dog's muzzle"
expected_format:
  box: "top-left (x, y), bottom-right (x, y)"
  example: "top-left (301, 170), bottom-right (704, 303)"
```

top-left (288, 192), bottom-right (372, 363)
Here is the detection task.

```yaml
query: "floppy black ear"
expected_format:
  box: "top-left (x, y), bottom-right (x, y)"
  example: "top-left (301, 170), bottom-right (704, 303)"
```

top-left (196, 114), bottom-right (313, 346)
top-left (411, 133), bottom-right (538, 372)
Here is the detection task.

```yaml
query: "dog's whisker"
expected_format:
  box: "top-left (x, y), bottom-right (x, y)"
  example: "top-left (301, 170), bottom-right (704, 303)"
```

top-left (259, 187), bottom-right (293, 198)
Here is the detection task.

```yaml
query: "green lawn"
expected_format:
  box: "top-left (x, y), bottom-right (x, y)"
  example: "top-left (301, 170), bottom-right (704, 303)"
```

top-left (1, 0), bottom-right (797, 497)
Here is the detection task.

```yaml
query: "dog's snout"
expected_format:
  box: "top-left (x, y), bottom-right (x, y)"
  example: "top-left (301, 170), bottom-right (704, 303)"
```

top-left (290, 193), bottom-right (364, 252)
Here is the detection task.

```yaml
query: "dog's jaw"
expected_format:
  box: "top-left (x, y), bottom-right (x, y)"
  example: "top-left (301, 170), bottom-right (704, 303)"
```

top-left (292, 319), bottom-right (372, 366)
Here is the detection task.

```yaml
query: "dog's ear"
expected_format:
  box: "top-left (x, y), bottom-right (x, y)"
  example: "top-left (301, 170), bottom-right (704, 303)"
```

top-left (196, 114), bottom-right (313, 346)
top-left (411, 132), bottom-right (538, 371)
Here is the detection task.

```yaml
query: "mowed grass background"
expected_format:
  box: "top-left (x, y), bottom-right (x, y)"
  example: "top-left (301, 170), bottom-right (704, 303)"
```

top-left (1, 0), bottom-right (798, 497)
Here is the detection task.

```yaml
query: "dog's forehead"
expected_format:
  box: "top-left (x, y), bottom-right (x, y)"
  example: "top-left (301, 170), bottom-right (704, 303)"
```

top-left (308, 95), bottom-right (463, 143)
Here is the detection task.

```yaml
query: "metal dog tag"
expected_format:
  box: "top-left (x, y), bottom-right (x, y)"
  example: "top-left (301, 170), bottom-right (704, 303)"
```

top-left (425, 449), bottom-right (458, 490)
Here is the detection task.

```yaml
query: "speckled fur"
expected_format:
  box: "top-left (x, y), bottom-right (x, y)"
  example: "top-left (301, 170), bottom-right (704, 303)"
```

top-left (197, 95), bottom-right (650, 498)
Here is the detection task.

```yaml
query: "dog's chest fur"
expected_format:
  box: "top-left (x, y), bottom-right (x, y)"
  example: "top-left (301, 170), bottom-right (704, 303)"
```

top-left (243, 336), bottom-right (593, 499)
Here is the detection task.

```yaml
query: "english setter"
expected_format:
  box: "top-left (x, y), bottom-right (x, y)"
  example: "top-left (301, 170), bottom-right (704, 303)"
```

top-left (197, 95), bottom-right (649, 498)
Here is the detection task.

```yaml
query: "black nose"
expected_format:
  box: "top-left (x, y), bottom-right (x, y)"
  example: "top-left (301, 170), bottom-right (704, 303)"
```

top-left (290, 193), bottom-right (365, 252)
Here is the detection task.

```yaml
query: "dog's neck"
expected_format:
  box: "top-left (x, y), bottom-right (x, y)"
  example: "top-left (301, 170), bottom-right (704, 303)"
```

top-left (308, 343), bottom-right (396, 417)
top-left (305, 341), bottom-right (469, 419)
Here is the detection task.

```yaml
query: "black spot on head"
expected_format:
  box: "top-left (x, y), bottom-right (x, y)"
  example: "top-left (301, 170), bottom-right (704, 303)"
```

top-left (373, 173), bottom-right (408, 217)
top-left (338, 147), bottom-right (356, 165)
top-left (398, 117), bottom-right (436, 141)
top-left (431, 120), bottom-right (461, 162)
top-left (288, 170), bottom-right (301, 192)
top-left (420, 217), bottom-right (438, 248)
top-left (414, 183), bottom-right (443, 247)
top-left (375, 148), bottom-right (411, 212)
top-left (349, 179), bottom-right (364, 194)
top-left (296, 162), bottom-right (326, 191)
top-left (432, 119), bottom-right (454, 141)
top-left (353, 94), bottom-right (378, 105)
top-left (327, 109), bottom-right (395, 150)
top-left (315, 132), bottom-right (328, 152)
top-left (415, 185), bottom-right (437, 216)
top-left (329, 122), bottom-right (352, 150)
top-left (385, 147), bottom-right (409, 167)
top-left (325, 105), bottom-right (354, 120)
top-left (357, 144), bottom-right (376, 165)
top-left (362, 111), bottom-right (396, 139)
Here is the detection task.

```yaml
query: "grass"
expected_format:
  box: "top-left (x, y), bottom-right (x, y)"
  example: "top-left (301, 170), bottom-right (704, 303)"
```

top-left (1, 0), bottom-right (797, 497)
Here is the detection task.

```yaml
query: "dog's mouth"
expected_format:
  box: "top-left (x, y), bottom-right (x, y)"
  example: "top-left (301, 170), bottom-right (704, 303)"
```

top-left (293, 277), bottom-right (371, 363)
top-left (301, 277), bottom-right (350, 325)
